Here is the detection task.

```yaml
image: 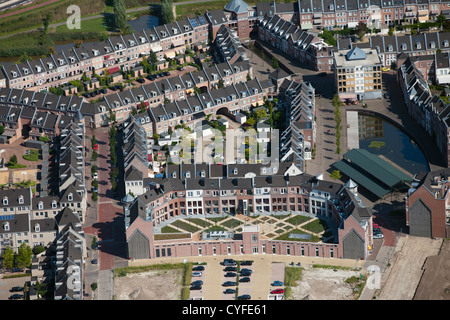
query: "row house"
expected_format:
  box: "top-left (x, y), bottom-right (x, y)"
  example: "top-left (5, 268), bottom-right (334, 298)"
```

top-left (280, 80), bottom-right (316, 172)
top-left (405, 168), bottom-right (450, 238)
top-left (259, 15), bottom-right (335, 71)
top-left (398, 56), bottom-right (450, 167)
top-left (148, 78), bottom-right (272, 135)
top-left (124, 161), bottom-right (373, 260)
top-left (215, 25), bottom-right (248, 64)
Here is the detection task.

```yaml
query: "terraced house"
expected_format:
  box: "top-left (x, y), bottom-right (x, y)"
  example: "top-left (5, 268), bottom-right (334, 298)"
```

top-left (123, 162), bottom-right (374, 260)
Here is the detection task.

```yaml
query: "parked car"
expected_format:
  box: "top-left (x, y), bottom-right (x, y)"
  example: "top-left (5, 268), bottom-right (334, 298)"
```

top-left (240, 271), bottom-right (252, 277)
top-left (240, 261), bottom-right (253, 266)
top-left (222, 281), bottom-right (236, 287)
top-left (177, 66), bottom-right (184, 71)
top-left (240, 268), bottom-right (253, 274)
top-left (12, 268), bottom-right (23, 273)
top-left (136, 78), bottom-right (145, 84)
top-left (157, 73), bottom-right (164, 78)
top-left (223, 288), bottom-right (236, 294)
top-left (8, 294), bottom-right (24, 300)
top-left (237, 294), bottom-right (251, 300)
top-left (271, 281), bottom-right (284, 286)
top-left (223, 267), bottom-right (237, 272)
top-left (373, 223), bottom-right (381, 229)
top-left (116, 85), bottom-right (123, 90)
top-left (191, 280), bottom-right (203, 286)
top-left (224, 272), bottom-right (236, 277)
top-left (239, 277), bottom-right (251, 283)
top-left (189, 285), bottom-right (202, 290)
top-left (91, 259), bottom-right (98, 264)
top-left (83, 93), bottom-right (91, 98)
top-left (109, 85), bottom-right (117, 91)
top-left (373, 233), bottom-right (384, 239)
top-left (93, 143), bottom-right (98, 150)
top-left (192, 265), bottom-right (205, 271)
top-left (191, 271), bottom-right (202, 277)
top-left (271, 289), bottom-right (285, 294)
top-left (100, 88), bottom-right (107, 94)
top-left (10, 286), bottom-right (24, 292)
top-left (221, 259), bottom-right (236, 266)
top-left (92, 172), bottom-right (98, 180)
top-left (163, 71), bottom-right (170, 76)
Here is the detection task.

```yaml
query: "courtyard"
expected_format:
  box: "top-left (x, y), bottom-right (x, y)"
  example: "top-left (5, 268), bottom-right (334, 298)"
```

top-left (157, 213), bottom-right (336, 244)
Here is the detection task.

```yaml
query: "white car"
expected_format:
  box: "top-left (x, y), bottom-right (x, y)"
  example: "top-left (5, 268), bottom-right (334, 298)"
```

top-left (191, 271), bottom-right (202, 277)
top-left (373, 233), bottom-right (384, 239)
top-left (93, 172), bottom-right (98, 180)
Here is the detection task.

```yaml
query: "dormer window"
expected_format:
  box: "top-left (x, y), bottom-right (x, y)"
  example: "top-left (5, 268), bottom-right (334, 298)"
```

top-left (23, 68), bottom-right (29, 75)
top-left (388, 45), bottom-right (393, 52)
top-left (3, 221), bottom-right (9, 231)
top-left (416, 42), bottom-right (421, 49)
top-left (233, 168), bottom-right (238, 175)
top-left (173, 172), bottom-right (177, 178)
top-left (445, 40), bottom-right (449, 47)
top-left (47, 62), bottom-right (54, 69)
top-left (3, 197), bottom-right (8, 205)
top-left (34, 223), bottom-right (40, 233)
top-left (201, 170), bottom-right (206, 177)
top-left (186, 171), bottom-right (191, 178)
top-left (11, 71), bottom-right (17, 78)
top-left (52, 200), bottom-right (57, 209)
top-left (68, 193), bottom-right (73, 201)
top-left (38, 201), bottom-right (43, 210)
top-left (18, 195), bottom-right (24, 205)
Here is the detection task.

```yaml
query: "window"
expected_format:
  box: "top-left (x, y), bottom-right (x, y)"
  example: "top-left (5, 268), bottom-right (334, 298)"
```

top-left (252, 234), bottom-right (258, 242)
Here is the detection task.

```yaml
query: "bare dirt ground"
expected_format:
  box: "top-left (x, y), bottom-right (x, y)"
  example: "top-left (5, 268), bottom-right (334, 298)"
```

top-left (290, 267), bottom-right (362, 300)
top-left (114, 269), bottom-right (183, 300)
top-left (377, 235), bottom-right (443, 300)
top-left (413, 239), bottom-right (450, 300)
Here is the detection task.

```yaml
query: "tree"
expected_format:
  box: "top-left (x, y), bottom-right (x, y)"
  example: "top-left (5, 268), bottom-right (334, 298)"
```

top-left (246, 117), bottom-right (256, 126)
top-left (33, 245), bottom-right (46, 256)
top-left (16, 243), bottom-right (32, 269)
top-left (254, 108), bottom-right (267, 121)
top-left (330, 170), bottom-right (342, 180)
top-left (2, 246), bottom-right (14, 270)
top-left (217, 78), bottom-right (224, 89)
top-left (271, 57), bottom-right (279, 69)
top-left (113, 0), bottom-right (127, 32)
top-left (437, 14), bottom-right (446, 27)
top-left (356, 22), bottom-right (368, 40)
top-left (246, 72), bottom-right (252, 81)
top-left (161, 0), bottom-right (174, 24)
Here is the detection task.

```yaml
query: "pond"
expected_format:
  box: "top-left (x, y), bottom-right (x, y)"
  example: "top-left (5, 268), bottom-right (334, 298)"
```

top-left (357, 112), bottom-right (429, 175)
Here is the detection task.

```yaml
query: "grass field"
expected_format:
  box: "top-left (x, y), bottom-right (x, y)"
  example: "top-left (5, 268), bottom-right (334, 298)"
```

top-left (301, 219), bottom-right (328, 234)
top-left (275, 229), bottom-right (321, 242)
top-left (286, 215), bottom-right (312, 226)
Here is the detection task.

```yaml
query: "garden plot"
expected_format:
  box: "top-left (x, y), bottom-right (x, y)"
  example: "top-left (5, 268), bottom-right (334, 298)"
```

top-left (290, 267), bottom-right (362, 300)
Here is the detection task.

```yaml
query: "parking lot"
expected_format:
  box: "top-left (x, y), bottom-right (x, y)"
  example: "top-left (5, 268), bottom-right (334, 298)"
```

top-left (188, 258), bottom-right (285, 300)
top-left (0, 275), bottom-right (29, 300)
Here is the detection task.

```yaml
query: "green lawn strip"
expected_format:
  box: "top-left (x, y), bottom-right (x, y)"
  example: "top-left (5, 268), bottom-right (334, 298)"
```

top-left (154, 233), bottom-right (191, 240)
top-left (286, 215), bottom-right (312, 226)
top-left (206, 217), bottom-right (227, 223)
top-left (186, 218), bottom-right (212, 228)
top-left (221, 218), bottom-right (244, 229)
top-left (274, 229), bottom-right (321, 242)
top-left (160, 225), bottom-right (182, 233)
top-left (171, 220), bottom-right (201, 233)
top-left (301, 219), bottom-right (328, 234)
top-left (284, 266), bottom-right (303, 300)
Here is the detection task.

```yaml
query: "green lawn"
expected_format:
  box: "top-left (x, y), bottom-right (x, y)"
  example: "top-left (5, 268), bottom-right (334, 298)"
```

top-left (221, 218), bottom-right (244, 229)
top-left (301, 219), bottom-right (328, 234)
top-left (160, 226), bottom-right (181, 233)
top-left (203, 225), bottom-right (227, 232)
top-left (286, 215), bottom-right (312, 226)
top-left (22, 149), bottom-right (39, 161)
top-left (171, 220), bottom-right (201, 233)
top-left (55, 16), bottom-right (111, 33)
top-left (275, 229), bottom-right (321, 242)
top-left (186, 218), bottom-right (212, 228)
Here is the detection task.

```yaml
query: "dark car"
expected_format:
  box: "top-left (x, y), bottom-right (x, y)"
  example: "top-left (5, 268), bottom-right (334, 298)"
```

top-left (239, 277), bottom-right (251, 283)
top-left (10, 286), bottom-right (24, 292)
top-left (190, 285), bottom-right (202, 290)
top-left (91, 259), bottom-right (98, 264)
top-left (223, 267), bottom-right (237, 272)
top-left (8, 294), bottom-right (24, 300)
top-left (100, 88), bottom-right (107, 94)
top-left (240, 271), bottom-right (252, 277)
top-left (163, 71), bottom-right (170, 76)
top-left (94, 90), bottom-right (101, 95)
top-left (157, 73), bottom-right (164, 78)
top-left (12, 268), bottom-right (23, 273)
top-left (83, 93), bottom-right (91, 98)
top-left (240, 261), bottom-right (253, 266)
top-left (224, 272), bottom-right (236, 277)
top-left (222, 281), bottom-right (236, 287)
top-left (192, 265), bottom-right (205, 271)
top-left (191, 280), bottom-right (203, 286)
top-left (136, 78), bottom-right (145, 84)
top-left (237, 294), bottom-right (251, 300)
top-left (221, 259), bottom-right (236, 266)
top-left (109, 85), bottom-right (117, 91)
top-left (116, 85), bottom-right (123, 90)
top-left (223, 288), bottom-right (236, 294)
top-left (240, 268), bottom-right (253, 274)
top-left (90, 91), bottom-right (97, 97)
top-left (177, 66), bottom-right (184, 71)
